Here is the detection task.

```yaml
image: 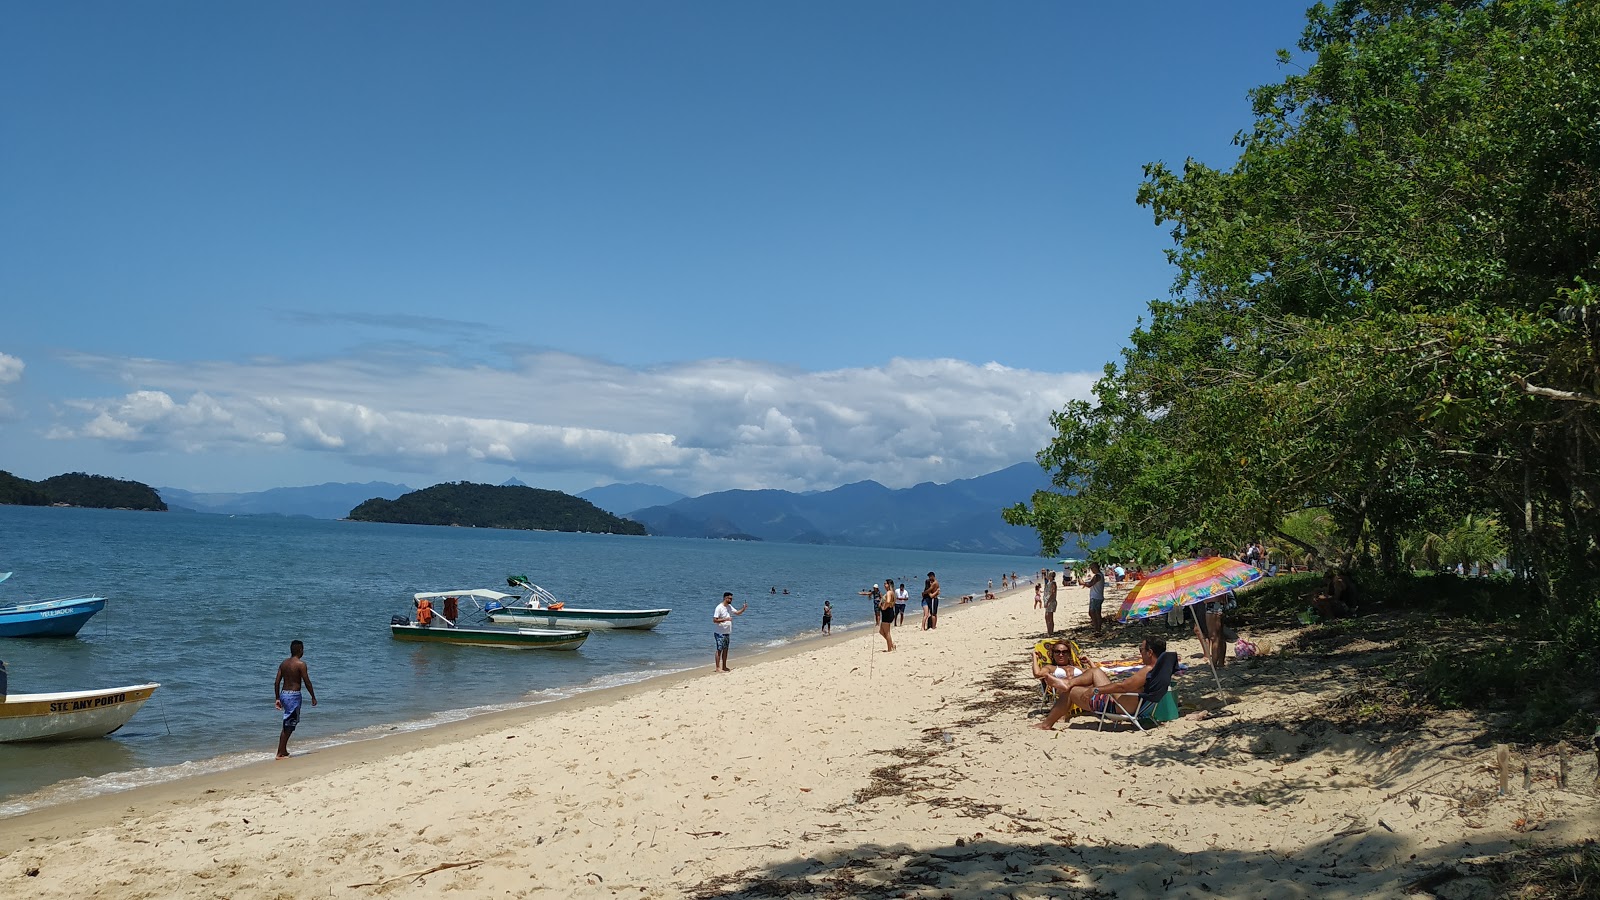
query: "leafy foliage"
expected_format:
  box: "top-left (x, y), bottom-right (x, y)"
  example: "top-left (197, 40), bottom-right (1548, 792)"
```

top-left (348, 482), bottom-right (648, 535)
top-left (1010, 0), bottom-right (1600, 593)
top-left (0, 471), bottom-right (50, 506)
top-left (1004, 0), bottom-right (1600, 735)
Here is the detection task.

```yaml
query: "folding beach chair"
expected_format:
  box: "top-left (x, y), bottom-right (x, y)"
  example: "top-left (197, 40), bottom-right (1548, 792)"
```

top-left (1092, 651), bottom-right (1180, 732)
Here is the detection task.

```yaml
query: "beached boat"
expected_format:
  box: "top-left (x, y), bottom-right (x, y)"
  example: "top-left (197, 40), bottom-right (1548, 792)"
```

top-left (0, 683), bottom-right (160, 742)
top-left (482, 575), bottom-right (671, 631)
top-left (0, 595), bottom-right (108, 638)
top-left (390, 590), bottom-right (588, 650)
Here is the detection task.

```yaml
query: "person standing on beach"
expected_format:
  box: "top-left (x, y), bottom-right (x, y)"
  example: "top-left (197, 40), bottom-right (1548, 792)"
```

top-left (273, 640), bottom-right (317, 759)
top-left (821, 600), bottom-right (832, 634)
top-left (923, 572), bottom-right (941, 629)
top-left (894, 580), bottom-right (909, 626)
top-left (1043, 570), bottom-right (1059, 635)
top-left (878, 579), bottom-right (897, 651)
top-left (712, 592), bottom-right (747, 672)
top-left (1082, 562), bottom-right (1107, 635)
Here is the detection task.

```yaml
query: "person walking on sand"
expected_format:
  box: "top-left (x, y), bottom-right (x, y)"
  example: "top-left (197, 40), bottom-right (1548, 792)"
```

top-left (877, 579), bottom-right (897, 651)
top-left (894, 580), bottom-right (909, 626)
top-left (1034, 581), bottom-right (1043, 609)
top-left (712, 592), bottom-right (747, 672)
top-left (822, 600), bottom-right (832, 634)
top-left (923, 572), bottom-right (941, 629)
top-left (273, 640), bottom-right (317, 759)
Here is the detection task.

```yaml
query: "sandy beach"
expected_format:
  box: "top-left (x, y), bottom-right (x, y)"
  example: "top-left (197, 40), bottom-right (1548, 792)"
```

top-left (1, 580), bottom-right (1594, 899)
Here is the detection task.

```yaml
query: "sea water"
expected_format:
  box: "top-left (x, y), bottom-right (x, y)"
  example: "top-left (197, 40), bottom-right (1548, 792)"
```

top-left (0, 504), bottom-right (1043, 814)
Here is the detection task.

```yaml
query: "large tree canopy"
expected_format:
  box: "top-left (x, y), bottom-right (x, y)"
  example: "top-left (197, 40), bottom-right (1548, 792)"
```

top-left (1009, 0), bottom-right (1599, 591)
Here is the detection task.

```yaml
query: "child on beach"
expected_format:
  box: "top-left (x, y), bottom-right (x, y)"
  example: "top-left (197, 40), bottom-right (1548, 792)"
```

top-left (822, 600), bottom-right (832, 633)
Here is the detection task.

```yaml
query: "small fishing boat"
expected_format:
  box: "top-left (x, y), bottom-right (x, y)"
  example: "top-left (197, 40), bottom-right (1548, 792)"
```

top-left (390, 590), bottom-right (587, 650)
top-left (0, 683), bottom-right (160, 742)
top-left (482, 575), bottom-right (671, 631)
top-left (0, 595), bottom-right (108, 638)
top-left (388, 622), bottom-right (587, 650)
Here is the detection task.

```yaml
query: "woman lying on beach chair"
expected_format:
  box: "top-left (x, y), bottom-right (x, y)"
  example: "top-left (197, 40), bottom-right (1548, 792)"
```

top-left (1033, 636), bottom-right (1174, 731)
top-left (1032, 638), bottom-right (1098, 727)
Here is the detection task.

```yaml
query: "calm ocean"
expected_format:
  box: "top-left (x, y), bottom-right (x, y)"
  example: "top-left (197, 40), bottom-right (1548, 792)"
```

top-left (0, 504), bottom-right (1043, 815)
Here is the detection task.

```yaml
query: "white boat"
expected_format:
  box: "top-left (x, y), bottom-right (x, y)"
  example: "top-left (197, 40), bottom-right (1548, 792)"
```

top-left (480, 576), bottom-right (672, 631)
top-left (0, 683), bottom-right (160, 742)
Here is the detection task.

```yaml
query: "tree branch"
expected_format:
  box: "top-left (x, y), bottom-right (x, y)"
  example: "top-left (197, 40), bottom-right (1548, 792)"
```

top-left (1513, 377), bottom-right (1600, 407)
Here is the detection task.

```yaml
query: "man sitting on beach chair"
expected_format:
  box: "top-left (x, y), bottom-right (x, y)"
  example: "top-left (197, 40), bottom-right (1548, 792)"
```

top-left (1033, 636), bottom-right (1173, 731)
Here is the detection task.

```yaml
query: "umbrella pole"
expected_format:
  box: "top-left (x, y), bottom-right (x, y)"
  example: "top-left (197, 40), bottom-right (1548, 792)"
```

top-left (1189, 605), bottom-right (1223, 694)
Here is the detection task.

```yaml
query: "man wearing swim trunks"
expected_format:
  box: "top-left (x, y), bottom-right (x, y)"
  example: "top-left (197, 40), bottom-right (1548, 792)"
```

top-left (273, 639), bottom-right (318, 759)
top-left (712, 592), bottom-right (747, 672)
top-left (923, 572), bottom-right (941, 629)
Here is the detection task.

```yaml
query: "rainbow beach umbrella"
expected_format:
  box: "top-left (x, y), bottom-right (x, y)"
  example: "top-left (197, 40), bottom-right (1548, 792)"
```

top-left (1118, 557), bottom-right (1263, 623)
top-left (1118, 557), bottom-right (1263, 693)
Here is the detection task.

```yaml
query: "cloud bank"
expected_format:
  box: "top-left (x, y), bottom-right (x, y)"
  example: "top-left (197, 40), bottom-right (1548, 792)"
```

top-left (49, 350), bottom-right (1093, 493)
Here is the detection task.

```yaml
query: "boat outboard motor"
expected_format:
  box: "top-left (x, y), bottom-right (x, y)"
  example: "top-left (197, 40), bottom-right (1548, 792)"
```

top-left (390, 615), bottom-right (410, 627)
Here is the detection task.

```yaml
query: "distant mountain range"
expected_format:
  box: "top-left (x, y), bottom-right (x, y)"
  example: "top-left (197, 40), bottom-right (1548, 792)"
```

top-left (158, 482), bottom-right (412, 519)
top-left (578, 483), bottom-right (688, 516)
top-left (625, 462), bottom-right (1075, 555)
top-left (153, 464), bottom-right (1082, 555)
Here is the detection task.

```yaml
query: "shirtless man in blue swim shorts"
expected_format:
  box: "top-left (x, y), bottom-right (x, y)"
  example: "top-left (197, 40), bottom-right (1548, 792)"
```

top-left (273, 639), bottom-right (318, 759)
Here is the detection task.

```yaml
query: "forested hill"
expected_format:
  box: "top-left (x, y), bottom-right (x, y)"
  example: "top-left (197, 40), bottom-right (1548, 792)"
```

top-left (0, 471), bottom-right (167, 511)
top-left (347, 482), bottom-right (648, 535)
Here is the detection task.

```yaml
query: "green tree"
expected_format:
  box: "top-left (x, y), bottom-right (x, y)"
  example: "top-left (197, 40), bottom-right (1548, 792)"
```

top-left (1010, 0), bottom-right (1599, 601)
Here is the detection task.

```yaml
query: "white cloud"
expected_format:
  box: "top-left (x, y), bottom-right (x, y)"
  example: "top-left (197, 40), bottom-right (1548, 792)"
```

top-left (0, 353), bottom-right (22, 385)
top-left (50, 350), bottom-right (1095, 493)
top-left (0, 352), bottom-right (24, 417)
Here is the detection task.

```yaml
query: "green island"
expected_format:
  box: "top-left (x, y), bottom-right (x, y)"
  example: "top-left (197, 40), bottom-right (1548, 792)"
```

top-left (347, 481), bottom-right (648, 535)
top-left (0, 470), bottom-right (167, 511)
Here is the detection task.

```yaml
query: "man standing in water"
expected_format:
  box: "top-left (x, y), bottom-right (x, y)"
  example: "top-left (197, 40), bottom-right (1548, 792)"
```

top-left (712, 591), bottom-right (747, 672)
top-left (273, 639), bottom-right (317, 759)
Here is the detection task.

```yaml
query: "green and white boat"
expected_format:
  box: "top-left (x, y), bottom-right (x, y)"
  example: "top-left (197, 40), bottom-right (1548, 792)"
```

top-left (481, 575), bottom-right (672, 631)
top-left (390, 590), bottom-right (587, 650)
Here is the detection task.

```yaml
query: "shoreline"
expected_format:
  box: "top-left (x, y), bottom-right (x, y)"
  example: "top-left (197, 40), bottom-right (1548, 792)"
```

top-left (0, 577), bottom-right (1039, 842)
top-left (5, 576), bottom-right (1589, 898)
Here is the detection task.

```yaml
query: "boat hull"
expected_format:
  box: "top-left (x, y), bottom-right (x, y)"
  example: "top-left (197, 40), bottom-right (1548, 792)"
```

top-left (389, 623), bottom-right (587, 650)
top-left (0, 596), bottom-right (107, 638)
top-left (0, 683), bottom-right (160, 742)
top-left (485, 607), bottom-right (671, 631)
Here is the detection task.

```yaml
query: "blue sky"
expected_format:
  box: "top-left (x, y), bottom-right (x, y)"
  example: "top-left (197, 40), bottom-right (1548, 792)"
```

top-left (1, 2), bottom-right (1309, 495)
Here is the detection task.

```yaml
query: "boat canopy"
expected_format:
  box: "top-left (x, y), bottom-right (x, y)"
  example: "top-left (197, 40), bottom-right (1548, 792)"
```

top-left (412, 589), bottom-right (515, 602)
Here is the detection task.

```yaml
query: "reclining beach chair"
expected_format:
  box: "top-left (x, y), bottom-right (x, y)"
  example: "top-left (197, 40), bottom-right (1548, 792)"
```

top-left (1092, 651), bottom-right (1180, 732)
top-left (1033, 638), bottom-right (1087, 710)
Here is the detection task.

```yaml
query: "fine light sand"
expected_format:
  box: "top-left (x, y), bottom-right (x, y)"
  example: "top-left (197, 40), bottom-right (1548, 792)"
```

top-left (1, 581), bottom-right (1594, 899)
